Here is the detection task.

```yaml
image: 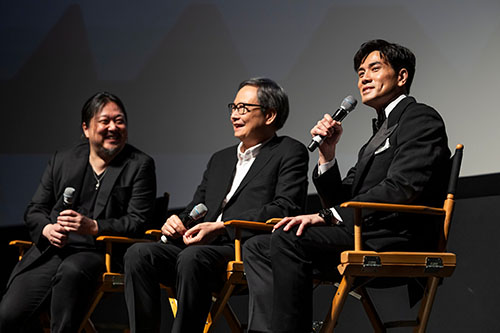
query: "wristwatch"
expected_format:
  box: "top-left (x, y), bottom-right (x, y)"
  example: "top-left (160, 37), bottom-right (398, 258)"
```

top-left (318, 208), bottom-right (334, 226)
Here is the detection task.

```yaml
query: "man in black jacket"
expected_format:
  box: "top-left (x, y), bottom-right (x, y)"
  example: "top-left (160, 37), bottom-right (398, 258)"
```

top-left (243, 40), bottom-right (450, 332)
top-left (0, 92), bottom-right (156, 332)
top-left (124, 78), bottom-right (309, 333)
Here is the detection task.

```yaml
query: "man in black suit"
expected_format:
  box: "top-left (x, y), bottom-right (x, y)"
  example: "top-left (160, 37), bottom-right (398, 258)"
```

top-left (124, 78), bottom-right (309, 332)
top-left (243, 39), bottom-right (451, 332)
top-left (0, 92), bottom-right (156, 332)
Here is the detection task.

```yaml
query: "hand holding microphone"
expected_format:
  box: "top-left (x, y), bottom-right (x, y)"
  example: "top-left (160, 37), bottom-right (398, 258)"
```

top-left (161, 203), bottom-right (208, 243)
top-left (307, 95), bottom-right (357, 152)
top-left (44, 187), bottom-right (76, 247)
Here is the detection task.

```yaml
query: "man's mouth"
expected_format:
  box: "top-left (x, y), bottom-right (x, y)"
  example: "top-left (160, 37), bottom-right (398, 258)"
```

top-left (362, 86), bottom-right (374, 94)
top-left (105, 135), bottom-right (121, 143)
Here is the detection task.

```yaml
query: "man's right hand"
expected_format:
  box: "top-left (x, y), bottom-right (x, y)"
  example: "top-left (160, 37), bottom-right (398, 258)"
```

top-left (42, 223), bottom-right (68, 248)
top-left (310, 113), bottom-right (343, 164)
top-left (161, 214), bottom-right (188, 239)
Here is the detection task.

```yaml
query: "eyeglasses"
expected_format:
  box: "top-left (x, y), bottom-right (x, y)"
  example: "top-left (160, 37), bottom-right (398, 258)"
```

top-left (228, 103), bottom-right (264, 115)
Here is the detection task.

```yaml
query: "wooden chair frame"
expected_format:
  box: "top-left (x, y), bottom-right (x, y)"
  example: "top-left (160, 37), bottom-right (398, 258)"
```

top-left (8, 193), bottom-right (171, 333)
top-left (210, 144), bottom-right (463, 333)
top-left (320, 144), bottom-right (463, 332)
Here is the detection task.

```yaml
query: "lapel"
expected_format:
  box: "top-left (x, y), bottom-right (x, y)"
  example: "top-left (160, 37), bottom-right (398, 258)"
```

top-left (93, 145), bottom-right (130, 218)
top-left (352, 97), bottom-right (414, 192)
top-left (226, 136), bottom-right (279, 205)
top-left (65, 143), bottom-right (90, 205)
top-left (210, 149), bottom-right (238, 218)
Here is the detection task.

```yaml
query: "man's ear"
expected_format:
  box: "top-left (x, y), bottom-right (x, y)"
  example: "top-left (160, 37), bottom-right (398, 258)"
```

top-left (397, 68), bottom-right (408, 88)
top-left (265, 109), bottom-right (277, 126)
top-left (82, 122), bottom-right (90, 139)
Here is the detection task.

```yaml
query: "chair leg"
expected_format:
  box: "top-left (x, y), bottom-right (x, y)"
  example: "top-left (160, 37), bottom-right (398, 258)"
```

top-left (81, 319), bottom-right (97, 333)
top-left (204, 283), bottom-right (236, 333)
top-left (163, 286), bottom-right (178, 317)
top-left (356, 287), bottom-right (385, 333)
top-left (78, 291), bottom-right (104, 333)
top-left (320, 275), bottom-right (355, 332)
top-left (414, 277), bottom-right (440, 333)
top-left (222, 302), bottom-right (243, 333)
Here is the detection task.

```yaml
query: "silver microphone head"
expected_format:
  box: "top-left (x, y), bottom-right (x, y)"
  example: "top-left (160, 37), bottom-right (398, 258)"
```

top-left (63, 187), bottom-right (76, 206)
top-left (190, 203), bottom-right (208, 219)
top-left (340, 95), bottom-right (357, 112)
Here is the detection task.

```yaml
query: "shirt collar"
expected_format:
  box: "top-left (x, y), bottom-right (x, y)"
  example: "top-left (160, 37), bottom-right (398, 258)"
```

top-left (237, 136), bottom-right (272, 162)
top-left (383, 94), bottom-right (407, 118)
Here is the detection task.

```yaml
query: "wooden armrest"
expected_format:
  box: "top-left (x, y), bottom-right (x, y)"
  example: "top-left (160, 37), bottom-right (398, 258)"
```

top-left (96, 235), bottom-right (150, 244)
top-left (9, 240), bottom-right (33, 247)
top-left (224, 219), bottom-right (282, 262)
top-left (145, 229), bottom-right (162, 236)
top-left (340, 201), bottom-right (445, 216)
top-left (9, 240), bottom-right (33, 261)
top-left (96, 235), bottom-right (150, 273)
top-left (224, 219), bottom-right (279, 231)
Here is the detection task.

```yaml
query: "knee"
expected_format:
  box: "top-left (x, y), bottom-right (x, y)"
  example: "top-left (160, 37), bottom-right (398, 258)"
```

top-left (271, 227), bottom-right (296, 246)
top-left (175, 246), bottom-right (201, 270)
top-left (270, 227), bottom-right (299, 255)
top-left (124, 242), bottom-right (153, 273)
top-left (56, 258), bottom-right (91, 284)
top-left (243, 234), bottom-right (270, 262)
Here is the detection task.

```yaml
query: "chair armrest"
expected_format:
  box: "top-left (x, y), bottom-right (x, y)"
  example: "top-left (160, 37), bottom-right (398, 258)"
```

top-left (9, 240), bottom-right (33, 247)
top-left (340, 202), bottom-right (445, 251)
top-left (9, 240), bottom-right (33, 261)
top-left (145, 229), bottom-right (162, 240)
top-left (224, 219), bottom-right (281, 261)
top-left (96, 235), bottom-right (151, 272)
top-left (340, 201), bottom-right (445, 216)
top-left (224, 220), bottom-right (276, 232)
top-left (96, 235), bottom-right (150, 244)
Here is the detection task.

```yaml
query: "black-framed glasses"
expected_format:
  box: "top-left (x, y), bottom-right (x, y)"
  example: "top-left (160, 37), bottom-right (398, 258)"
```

top-left (228, 103), bottom-right (264, 115)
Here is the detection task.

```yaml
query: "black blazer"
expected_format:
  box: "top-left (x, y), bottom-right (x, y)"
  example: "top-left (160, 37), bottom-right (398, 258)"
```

top-left (180, 135), bottom-right (309, 241)
top-left (8, 142), bottom-right (156, 286)
top-left (314, 96), bottom-right (450, 250)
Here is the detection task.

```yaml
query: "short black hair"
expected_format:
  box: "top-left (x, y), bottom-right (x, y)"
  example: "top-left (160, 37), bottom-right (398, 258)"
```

top-left (81, 92), bottom-right (127, 127)
top-left (238, 77), bottom-right (289, 130)
top-left (354, 39), bottom-right (416, 93)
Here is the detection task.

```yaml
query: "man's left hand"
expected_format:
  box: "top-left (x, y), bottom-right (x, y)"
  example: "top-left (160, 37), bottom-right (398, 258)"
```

top-left (183, 221), bottom-right (225, 245)
top-left (57, 209), bottom-right (99, 235)
top-left (273, 214), bottom-right (326, 236)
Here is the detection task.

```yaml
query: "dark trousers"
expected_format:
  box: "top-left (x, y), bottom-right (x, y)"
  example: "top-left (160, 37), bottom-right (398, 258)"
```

top-left (243, 225), bottom-right (354, 333)
top-left (0, 247), bottom-right (105, 333)
top-left (124, 241), bottom-right (234, 333)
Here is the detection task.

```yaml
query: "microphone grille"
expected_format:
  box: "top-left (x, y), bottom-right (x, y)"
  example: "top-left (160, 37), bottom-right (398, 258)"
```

top-left (63, 187), bottom-right (75, 205)
top-left (191, 203), bottom-right (208, 218)
top-left (341, 95), bottom-right (357, 112)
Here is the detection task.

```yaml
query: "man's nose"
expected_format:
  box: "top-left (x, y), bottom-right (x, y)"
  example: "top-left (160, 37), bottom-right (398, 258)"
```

top-left (362, 71), bottom-right (372, 83)
top-left (230, 110), bottom-right (240, 121)
top-left (108, 121), bottom-right (117, 130)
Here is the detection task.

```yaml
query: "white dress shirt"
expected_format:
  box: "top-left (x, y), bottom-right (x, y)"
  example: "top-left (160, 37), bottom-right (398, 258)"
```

top-left (216, 139), bottom-right (269, 221)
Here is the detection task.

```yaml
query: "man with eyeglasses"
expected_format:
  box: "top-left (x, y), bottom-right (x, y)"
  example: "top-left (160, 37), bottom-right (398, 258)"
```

top-left (123, 77), bottom-right (309, 332)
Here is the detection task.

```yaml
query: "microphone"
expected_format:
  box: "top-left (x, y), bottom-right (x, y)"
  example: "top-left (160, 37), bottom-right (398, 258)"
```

top-left (307, 95), bottom-right (358, 152)
top-left (161, 203), bottom-right (208, 243)
top-left (62, 187), bottom-right (76, 209)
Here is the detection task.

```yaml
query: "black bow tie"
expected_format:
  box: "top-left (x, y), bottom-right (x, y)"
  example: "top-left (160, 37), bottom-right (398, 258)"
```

top-left (372, 112), bottom-right (386, 134)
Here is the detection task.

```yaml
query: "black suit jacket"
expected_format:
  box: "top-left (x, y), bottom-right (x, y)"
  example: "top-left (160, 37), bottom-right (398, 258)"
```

top-left (314, 96), bottom-right (450, 250)
top-left (8, 142), bottom-right (156, 286)
top-left (180, 135), bottom-right (309, 242)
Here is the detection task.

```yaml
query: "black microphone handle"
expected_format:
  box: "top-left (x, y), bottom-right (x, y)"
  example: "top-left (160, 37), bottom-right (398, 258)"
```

top-left (307, 108), bottom-right (349, 152)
